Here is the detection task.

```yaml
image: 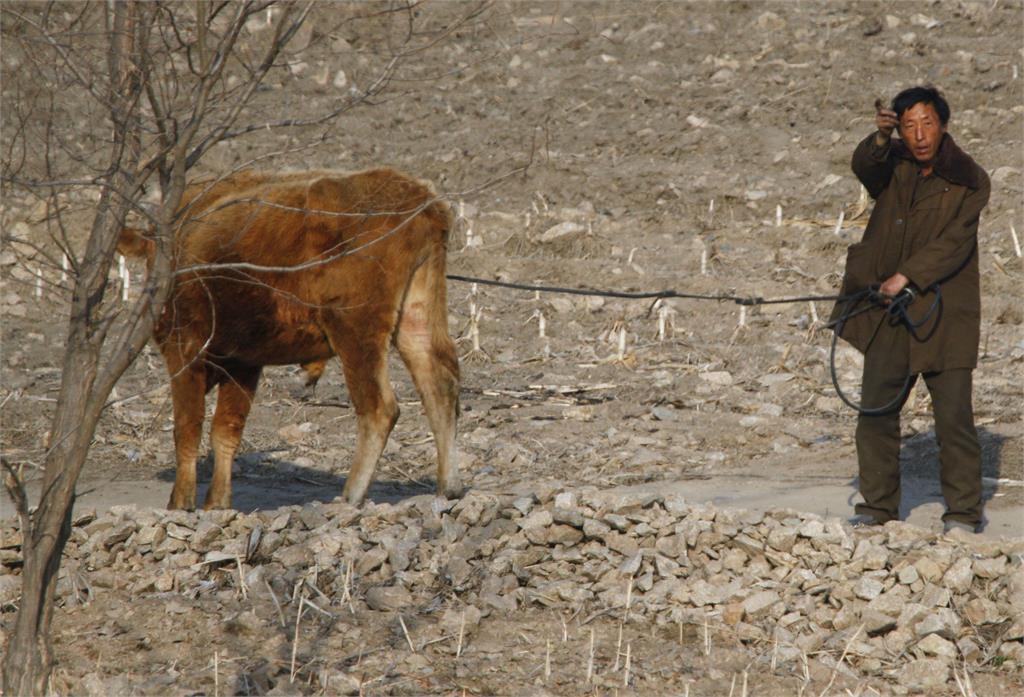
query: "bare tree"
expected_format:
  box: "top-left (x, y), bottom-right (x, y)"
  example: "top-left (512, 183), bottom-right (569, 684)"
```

top-left (0, 0), bottom-right (475, 690)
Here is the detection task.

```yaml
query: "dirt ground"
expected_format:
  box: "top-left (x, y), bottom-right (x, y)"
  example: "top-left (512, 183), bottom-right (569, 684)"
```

top-left (2, 1), bottom-right (1023, 695)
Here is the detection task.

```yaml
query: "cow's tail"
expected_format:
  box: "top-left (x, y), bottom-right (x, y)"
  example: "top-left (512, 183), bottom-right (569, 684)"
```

top-left (422, 199), bottom-right (459, 384)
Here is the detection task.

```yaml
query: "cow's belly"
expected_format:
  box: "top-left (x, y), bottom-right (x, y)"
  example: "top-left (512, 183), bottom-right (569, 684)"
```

top-left (209, 300), bottom-right (333, 366)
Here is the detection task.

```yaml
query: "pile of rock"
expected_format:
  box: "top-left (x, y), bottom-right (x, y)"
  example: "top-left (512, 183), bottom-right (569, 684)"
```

top-left (2, 487), bottom-right (1022, 692)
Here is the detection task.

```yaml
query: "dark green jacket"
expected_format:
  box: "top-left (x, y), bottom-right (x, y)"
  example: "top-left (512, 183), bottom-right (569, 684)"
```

top-left (831, 132), bottom-right (990, 374)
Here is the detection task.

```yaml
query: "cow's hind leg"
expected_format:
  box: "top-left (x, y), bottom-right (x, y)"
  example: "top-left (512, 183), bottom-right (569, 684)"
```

top-left (167, 363), bottom-right (207, 510)
top-left (396, 257), bottom-right (462, 499)
top-left (205, 364), bottom-right (262, 510)
top-left (322, 314), bottom-right (399, 505)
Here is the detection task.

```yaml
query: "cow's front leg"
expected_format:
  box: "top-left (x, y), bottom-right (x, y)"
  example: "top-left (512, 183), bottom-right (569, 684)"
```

top-left (206, 365), bottom-right (262, 510)
top-left (167, 364), bottom-right (207, 510)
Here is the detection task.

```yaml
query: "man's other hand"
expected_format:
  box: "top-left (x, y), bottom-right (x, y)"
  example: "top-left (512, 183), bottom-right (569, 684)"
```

top-left (879, 272), bottom-right (910, 303)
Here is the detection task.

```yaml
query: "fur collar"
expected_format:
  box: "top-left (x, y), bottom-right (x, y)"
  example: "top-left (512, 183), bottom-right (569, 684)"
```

top-left (892, 133), bottom-right (987, 190)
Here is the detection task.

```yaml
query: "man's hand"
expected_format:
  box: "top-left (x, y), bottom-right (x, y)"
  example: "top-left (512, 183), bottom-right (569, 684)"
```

top-left (874, 98), bottom-right (898, 146)
top-left (878, 272), bottom-right (909, 303)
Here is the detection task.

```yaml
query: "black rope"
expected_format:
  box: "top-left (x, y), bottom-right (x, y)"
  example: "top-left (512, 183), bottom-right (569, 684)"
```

top-left (445, 273), bottom-right (857, 306)
top-left (446, 272), bottom-right (945, 417)
top-left (827, 285), bottom-right (943, 415)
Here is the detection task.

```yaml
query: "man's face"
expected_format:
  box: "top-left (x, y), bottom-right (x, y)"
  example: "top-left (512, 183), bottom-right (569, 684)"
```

top-left (898, 102), bottom-right (946, 167)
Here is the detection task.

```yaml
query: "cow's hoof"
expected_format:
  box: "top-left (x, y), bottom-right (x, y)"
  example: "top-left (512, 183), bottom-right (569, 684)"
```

top-left (167, 488), bottom-right (196, 511)
top-left (439, 479), bottom-right (465, 500)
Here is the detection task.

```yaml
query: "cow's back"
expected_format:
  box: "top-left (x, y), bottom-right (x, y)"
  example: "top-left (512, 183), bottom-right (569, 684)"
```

top-left (164, 168), bottom-right (450, 367)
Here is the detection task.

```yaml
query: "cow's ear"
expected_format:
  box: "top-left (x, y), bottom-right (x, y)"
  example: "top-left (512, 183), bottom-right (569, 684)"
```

top-left (117, 227), bottom-right (155, 259)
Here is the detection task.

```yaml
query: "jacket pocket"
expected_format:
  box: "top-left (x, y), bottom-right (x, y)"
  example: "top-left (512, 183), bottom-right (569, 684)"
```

top-left (840, 241), bottom-right (875, 294)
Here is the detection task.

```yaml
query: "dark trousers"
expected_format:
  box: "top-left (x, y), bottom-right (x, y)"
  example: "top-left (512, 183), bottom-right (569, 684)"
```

top-left (854, 322), bottom-right (983, 526)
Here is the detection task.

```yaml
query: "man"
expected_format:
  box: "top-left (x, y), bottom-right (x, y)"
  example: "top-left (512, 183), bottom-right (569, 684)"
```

top-left (831, 86), bottom-right (991, 533)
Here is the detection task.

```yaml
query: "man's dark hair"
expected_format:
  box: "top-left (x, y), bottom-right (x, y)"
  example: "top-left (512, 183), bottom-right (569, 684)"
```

top-left (891, 86), bottom-right (950, 125)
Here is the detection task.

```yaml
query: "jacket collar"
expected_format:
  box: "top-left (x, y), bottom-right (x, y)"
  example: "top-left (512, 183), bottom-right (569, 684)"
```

top-left (892, 133), bottom-right (985, 190)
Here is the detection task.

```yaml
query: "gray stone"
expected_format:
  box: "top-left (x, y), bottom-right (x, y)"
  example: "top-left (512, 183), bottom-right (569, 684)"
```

top-left (103, 523), bottom-right (137, 550)
top-left (914, 557), bottom-right (943, 583)
top-left (852, 541), bottom-right (889, 570)
top-left (1003, 615), bottom-right (1024, 641)
top-left (518, 509), bottom-right (553, 531)
top-left (972, 556), bottom-right (1007, 580)
top-left (861, 610), bottom-right (896, 635)
top-left (603, 513), bottom-right (630, 531)
top-left (1006, 568), bottom-right (1024, 610)
top-left (896, 603), bottom-right (929, 630)
top-left (545, 524), bottom-right (583, 547)
top-left (365, 585), bottom-right (413, 612)
top-left (445, 556), bottom-right (473, 589)
top-left (654, 554), bottom-right (679, 578)
top-left (604, 532), bottom-right (639, 557)
top-left (916, 633), bottom-right (957, 659)
top-left (273, 543), bottom-right (312, 568)
top-left (742, 590), bottom-right (779, 618)
top-left (914, 608), bottom-right (961, 639)
top-left (854, 576), bottom-right (884, 601)
top-left (553, 491), bottom-right (577, 509)
top-left (190, 520), bottom-right (221, 552)
top-left (766, 527), bottom-right (797, 553)
top-left (582, 517), bottom-right (611, 538)
top-left (134, 525), bottom-right (166, 548)
top-left (297, 504), bottom-right (329, 530)
top-left (481, 589), bottom-right (517, 612)
top-left (963, 597), bottom-right (1002, 626)
top-left (440, 604), bottom-right (482, 634)
top-left (318, 671), bottom-right (361, 695)
top-left (941, 557), bottom-right (973, 593)
top-left (898, 658), bottom-right (950, 692)
top-left (355, 547), bottom-right (388, 576)
top-left (511, 496), bottom-right (534, 516)
top-left (866, 585), bottom-right (907, 613)
top-left (551, 507), bottom-right (584, 528)
top-left (1000, 640), bottom-right (1024, 662)
top-left (956, 637), bottom-right (983, 661)
top-left (897, 564), bottom-right (920, 585)
top-left (618, 552), bottom-right (642, 576)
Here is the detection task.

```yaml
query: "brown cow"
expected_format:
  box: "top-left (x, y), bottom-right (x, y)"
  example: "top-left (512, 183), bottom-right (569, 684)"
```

top-left (121, 168), bottom-right (461, 510)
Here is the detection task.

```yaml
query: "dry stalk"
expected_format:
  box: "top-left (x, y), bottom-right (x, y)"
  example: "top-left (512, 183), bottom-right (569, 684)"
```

top-left (265, 578), bottom-right (286, 627)
top-left (456, 611), bottom-right (466, 658)
top-left (235, 556), bottom-right (248, 600)
top-left (544, 639), bottom-right (551, 683)
top-left (623, 643), bottom-right (631, 687)
top-left (703, 614), bottom-right (711, 657)
top-left (290, 597), bottom-right (307, 684)
top-left (624, 575), bottom-right (634, 622)
top-left (398, 614), bottom-right (416, 653)
top-left (214, 650), bottom-right (219, 697)
top-left (953, 657), bottom-right (977, 697)
top-left (817, 624), bottom-right (862, 697)
top-left (728, 673), bottom-right (737, 697)
top-left (586, 628), bottom-right (595, 684)
top-left (613, 622), bottom-right (624, 671)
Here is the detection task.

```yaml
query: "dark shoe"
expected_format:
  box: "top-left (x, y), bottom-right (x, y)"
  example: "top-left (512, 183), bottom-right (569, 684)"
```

top-left (943, 520), bottom-right (978, 535)
top-left (848, 513), bottom-right (884, 528)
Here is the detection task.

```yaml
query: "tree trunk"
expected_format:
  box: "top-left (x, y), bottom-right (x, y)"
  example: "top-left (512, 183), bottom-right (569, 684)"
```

top-left (1, 498), bottom-right (74, 696)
